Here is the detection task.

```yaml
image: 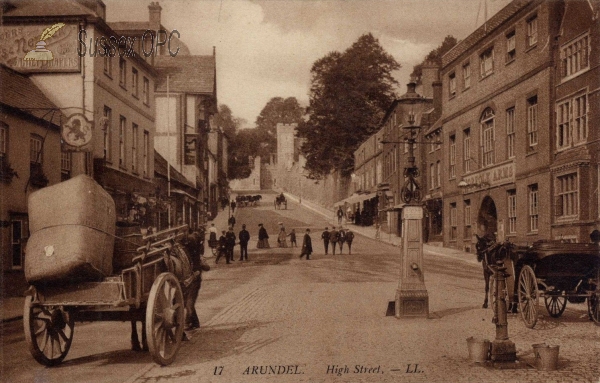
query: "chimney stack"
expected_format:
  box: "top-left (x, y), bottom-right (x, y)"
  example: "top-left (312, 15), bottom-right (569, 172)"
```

top-left (432, 80), bottom-right (442, 120)
top-left (148, 2), bottom-right (162, 27)
top-left (420, 61), bottom-right (440, 99)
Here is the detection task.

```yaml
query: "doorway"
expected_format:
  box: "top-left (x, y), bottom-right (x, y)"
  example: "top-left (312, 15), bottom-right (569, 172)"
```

top-left (477, 196), bottom-right (497, 238)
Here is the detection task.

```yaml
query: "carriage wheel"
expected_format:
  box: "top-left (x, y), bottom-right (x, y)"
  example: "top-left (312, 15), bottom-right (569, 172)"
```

top-left (588, 292), bottom-right (600, 325)
top-left (146, 272), bottom-right (185, 365)
top-left (206, 246), bottom-right (217, 258)
top-left (544, 293), bottom-right (567, 318)
top-left (517, 265), bottom-right (539, 328)
top-left (24, 295), bottom-right (74, 366)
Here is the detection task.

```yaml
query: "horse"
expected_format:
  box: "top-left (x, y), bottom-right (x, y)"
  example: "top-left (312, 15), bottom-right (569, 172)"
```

top-left (475, 234), bottom-right (520, 311)
top-left (475, 234), bottom-right (500, 309)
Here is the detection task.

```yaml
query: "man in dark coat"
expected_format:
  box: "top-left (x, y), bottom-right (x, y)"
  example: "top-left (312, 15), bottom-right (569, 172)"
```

top-left (329, 227), bottom-right (339, 255)
top-left (321, 227), bottom-right (330, 255)
top-left (231, 200), bottom-right (236, 214)
top-left (337, 207), bottom-right (344, 225)
top-left (225, 226), bottom-right (236, 263)
top-left (238, 224), bottom-right (250, 261)
top-left (300, 228), bottom-right (313, 260)
top-left (345, 229), bottom-right (355, 255)
top-left (228, 215), bottom-right (236, 229)
top-left (184, 229), bottom-right (210, 330)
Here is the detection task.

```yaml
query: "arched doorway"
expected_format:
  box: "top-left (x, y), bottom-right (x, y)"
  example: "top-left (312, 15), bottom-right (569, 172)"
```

top-left (477, 196), bottom-right (497, 238)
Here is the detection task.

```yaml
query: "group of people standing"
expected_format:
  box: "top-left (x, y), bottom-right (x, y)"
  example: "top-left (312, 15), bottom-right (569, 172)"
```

top-left (208, 222), bottom-right (251, 264)
top-left (321, 226), bottom-right (354, 255)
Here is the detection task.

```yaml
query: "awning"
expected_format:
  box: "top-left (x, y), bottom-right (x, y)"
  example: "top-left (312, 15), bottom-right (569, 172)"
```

top-left (171, 188), bottom-right (199, 202)
top-left (333, 192), bottom-right (378, 207)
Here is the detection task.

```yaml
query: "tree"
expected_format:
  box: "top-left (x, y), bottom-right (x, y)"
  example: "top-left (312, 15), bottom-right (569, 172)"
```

top-left (214, 104), bottom-right (254, 180)
top-left (297, 33), bottom-right (400, 178)
top-left (410, 35), bottom-right (457, 84)
top-left (254, 97), bottom-right (304, 160)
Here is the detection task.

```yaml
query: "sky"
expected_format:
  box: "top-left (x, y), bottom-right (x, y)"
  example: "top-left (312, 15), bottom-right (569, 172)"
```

top-left (105, 0), bottom-right (513, 128)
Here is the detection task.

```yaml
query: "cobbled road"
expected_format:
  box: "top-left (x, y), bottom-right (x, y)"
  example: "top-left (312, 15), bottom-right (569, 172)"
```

top-left (2, 193), bottom-right (599, 383)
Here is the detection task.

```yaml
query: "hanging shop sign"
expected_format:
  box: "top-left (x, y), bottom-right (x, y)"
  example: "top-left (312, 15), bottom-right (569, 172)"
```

top-left (61, 113), bottom-right (93, 151)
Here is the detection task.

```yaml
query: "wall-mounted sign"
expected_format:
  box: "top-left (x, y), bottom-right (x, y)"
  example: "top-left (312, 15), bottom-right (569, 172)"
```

top-left (0, 24), bottom-right (80, 72)
top-left (62, 113), bottom-right (93, 151)
top-left (184, 133), bottom-right (197, 165)
top-left (462, 161), bottom-right (515, 191)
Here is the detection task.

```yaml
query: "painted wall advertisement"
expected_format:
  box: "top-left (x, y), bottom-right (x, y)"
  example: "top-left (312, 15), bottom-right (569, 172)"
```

top-left (0, 24), bottom-right (80, 72)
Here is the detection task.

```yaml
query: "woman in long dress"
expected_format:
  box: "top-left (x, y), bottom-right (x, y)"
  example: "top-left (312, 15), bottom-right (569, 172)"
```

top-left (257, 223), bottom-right (270, 248)
top-left (277, 227), bottom-right (287, 247)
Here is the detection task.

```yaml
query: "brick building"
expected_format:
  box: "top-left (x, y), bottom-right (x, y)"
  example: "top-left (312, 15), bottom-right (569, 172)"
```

top-left (551, 0), bottom-right (600, 242)
top-left (440, 0), bottom-right (565, 250)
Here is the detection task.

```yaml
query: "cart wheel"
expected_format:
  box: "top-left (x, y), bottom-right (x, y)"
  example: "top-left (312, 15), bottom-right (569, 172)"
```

top-left (517, 265), bottom-right (539, 328)
top-left (588, 292), bottom-right (600, 325)
top-left (544, 293), bottom-right (567, 318)
top-left (205, 246), bottom-right (217, 258)
top-left (146, 272), bottom-right (184, 365)
top-left (24, 295), bottom-right (74, 366)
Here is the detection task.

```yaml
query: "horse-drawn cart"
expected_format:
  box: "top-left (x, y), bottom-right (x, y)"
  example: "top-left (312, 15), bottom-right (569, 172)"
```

top-left (23, 176), bottom-right (195, 366)
top-left (477, 236), bottom-right (600, 329)
top-left (515, 241), bottom-right (600, 328)
top-left (274, 194), bottom-right (287, 210)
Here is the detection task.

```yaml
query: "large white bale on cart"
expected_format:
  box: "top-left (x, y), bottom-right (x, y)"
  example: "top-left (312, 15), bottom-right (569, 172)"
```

top-left (25, 175), bottom-right (116, 284)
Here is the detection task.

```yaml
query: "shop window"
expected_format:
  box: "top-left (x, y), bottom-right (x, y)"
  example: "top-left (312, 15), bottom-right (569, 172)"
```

top-left (528, 184), bottom-right (539, 232)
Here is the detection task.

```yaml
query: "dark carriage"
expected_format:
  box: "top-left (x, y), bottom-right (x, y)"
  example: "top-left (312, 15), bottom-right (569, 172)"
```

top-left (481, 237), bottom-right (600, 328)
top-left (274, 194), bottom-right (287, 210)
top-left (22, 176), bottom-right (195, 366)
top-left (514, 240), bottom-right (600, 328)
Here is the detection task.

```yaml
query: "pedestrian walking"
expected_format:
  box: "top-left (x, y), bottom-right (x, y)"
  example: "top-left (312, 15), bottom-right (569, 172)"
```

top-left (288, 228), bottom-right (297, 247)
top-left (225, 226), bottom-right (236, 263)
top-left (228, 215), bottom-right (236, 229)
top-left (215, 230), bottom-right (228, 264)
top-left (238, 224), bottom-right (250, 261)
top-left (338, 227), bottom-right (346, 254)
top-left (355, 208), bottom-right (361, 226)
top-left (329, 226), bottom-right (339, 255)
top-left (345, 229), bottom-right (354, 254)
top-left (337, 207), bottom-right (344, 225)
top-left (208, 223), bottom-right (218, 242)
top-left (277, 227), bottom-right (288, 247)
top-left (321, 227), bottom-right (330, 254)
top-left (230, 200), bottom-right (236, 214)
top-left (346, 206), bottom-right (353, 223)
top-left (300, 228), bottom-right (312, 260)
top-left (257, 223), bottom-right (270, 248)
top-left (183, 229), bottom-right (210, 330)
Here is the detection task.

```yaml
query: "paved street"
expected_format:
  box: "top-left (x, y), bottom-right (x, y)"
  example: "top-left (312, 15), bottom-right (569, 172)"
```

top-left (2, 193), bottom-right (599, 383)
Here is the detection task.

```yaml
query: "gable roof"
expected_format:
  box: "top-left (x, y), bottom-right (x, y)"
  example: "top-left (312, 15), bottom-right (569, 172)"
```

top-left (0, 65), bottom-right (64, 126)
top-left (154, 55), bottom-right (215, 94)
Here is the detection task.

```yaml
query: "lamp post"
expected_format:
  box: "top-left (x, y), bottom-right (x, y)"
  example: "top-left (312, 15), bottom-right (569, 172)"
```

top-left (383, 111), bottom-right (429, 318)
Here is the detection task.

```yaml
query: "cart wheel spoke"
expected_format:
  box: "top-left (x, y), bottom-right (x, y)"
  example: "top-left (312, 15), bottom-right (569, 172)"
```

top-left (146, 273), bottom-right (184, 366)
